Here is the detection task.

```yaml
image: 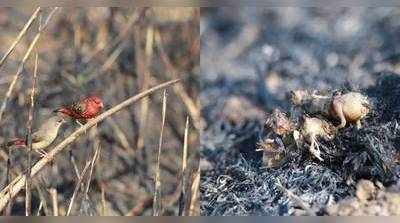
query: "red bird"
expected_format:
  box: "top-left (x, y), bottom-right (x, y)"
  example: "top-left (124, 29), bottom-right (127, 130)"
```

top-left (54, 95), bottom-right (104, 124)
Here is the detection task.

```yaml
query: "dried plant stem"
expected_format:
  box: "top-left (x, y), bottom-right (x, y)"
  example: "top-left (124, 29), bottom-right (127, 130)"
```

top-left (154, 30), bottom-right (201, 130)
top-left (25, 51), bottom-right (39, 216)
top-left (66, 161), bottom-right (91, 216)
top-left (100, 183), bottom-right (107, 216)
top-left (5, 146), bottom-right (12, 216)
top-left (106, 117), bottom-right (133, 152)
top-left (137, 25), bottom-right (154, 151)
top-left (49, 188), bottom-right (58, 216)
top-left (0, 7), bottom-right (59, 123)
top-left (0, 79), bottom-right (180, 212)
top-left (34, 183), bottom-right (49, 216)
top-left (0, 7), bottom-right (41, 70)
top-left (178, 116), bottom-right (189, 216)
top-left (83, 9), bottom-right (146, 64)
top-left (84, 126), bottom-right (101, 197)
top-left (153, 90), bottom-right (167, 216)
top-left (35, 201), bottom-right (43, 216)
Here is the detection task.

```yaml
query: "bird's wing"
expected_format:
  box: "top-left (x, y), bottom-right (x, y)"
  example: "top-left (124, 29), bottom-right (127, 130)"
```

top-left (32, 131), bottom-right (44, 143)
top-left (71, 100), bottom-right (87, 114)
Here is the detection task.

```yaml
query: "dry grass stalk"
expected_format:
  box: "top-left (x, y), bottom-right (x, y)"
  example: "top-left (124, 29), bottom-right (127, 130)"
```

top-left (153, 90), bottom-right (167, 216)
top-left (83, 9), bottom-right (146, 64)
top-left (178, 116), bottom-right (189, 215)
top-left (34, 182), bottom-right (49, 216)
top-left (154, 30), bottom-right (201, 130)
top-left (0, 7), bottom-right (60, 123)
top-left (35, 201), bottom-right (43, 216)
top-left (0, 7), bottom-right (41, 70)
top-left (100, 183), bottom-right (107, 216)
top-left (137, 25), bottom-right (154, 152)
top-left (0, 79), bottom-right (180, 212)
top-left (49, 187), bottom-right (58, 216)
top-left (25, 51), bottom-right (39, 216)
top-left (84, 126), bottom-right (101, 197)
top-left (188, 164), bottom-right (200, 216)
top-left (66, 161), bottom-right (91, 216)
top-left (106, 118), bottom-right (133, 152)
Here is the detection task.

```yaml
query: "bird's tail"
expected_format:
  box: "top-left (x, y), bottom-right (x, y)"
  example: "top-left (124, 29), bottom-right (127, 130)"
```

top-left (54, 107), bottom-right (80, 120)
top-left (1, 138), bottom-right (26, 149)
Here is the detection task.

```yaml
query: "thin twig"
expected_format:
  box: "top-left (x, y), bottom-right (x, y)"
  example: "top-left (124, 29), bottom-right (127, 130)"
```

top-left (0, 7), bottom-right (60, 123)
top-left (0, 7), bottom-right (41, 70)
top-left (178, 116), bottom-right (189, 216)
top-left (25, 50), bottom-right (39, 216)
top-left (66, 161), bottom-right (91, 216)
top-left (153, 90), bottom-right (167, 216)
top-left (0, 79), bottom-right (180, 212)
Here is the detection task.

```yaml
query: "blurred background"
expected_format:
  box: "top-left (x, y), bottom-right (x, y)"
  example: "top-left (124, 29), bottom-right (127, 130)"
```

top-left (200, 7), bottom-right (400, 215)
top-left (0, 7), bottom-right (199, 216)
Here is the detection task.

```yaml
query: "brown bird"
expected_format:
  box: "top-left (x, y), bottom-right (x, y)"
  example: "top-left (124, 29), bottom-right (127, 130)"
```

top-left (2, 115), bottom-right (66, 156)
top-left (54, 95), bottom-right (104, 124)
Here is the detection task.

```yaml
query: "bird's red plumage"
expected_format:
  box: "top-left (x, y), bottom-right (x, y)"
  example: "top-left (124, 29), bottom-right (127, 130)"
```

top-left (55, 95), bottom-right (104, 120)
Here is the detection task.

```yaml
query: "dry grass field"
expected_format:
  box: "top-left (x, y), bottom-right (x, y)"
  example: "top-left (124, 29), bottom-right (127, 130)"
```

top-left (0, 7), bottom-right (199, 216)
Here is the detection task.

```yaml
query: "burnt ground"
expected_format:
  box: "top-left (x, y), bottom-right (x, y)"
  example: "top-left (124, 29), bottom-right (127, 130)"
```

top-left (200, 8), bottom-right (400, 216)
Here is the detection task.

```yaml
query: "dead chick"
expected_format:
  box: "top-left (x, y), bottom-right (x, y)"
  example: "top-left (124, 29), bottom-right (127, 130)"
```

top-left (329, 91), bottom-right (370, 129)
top-left (264, 108), bottom-right (294, 136)
top-left (258, 108), bottom-right (294, 167)
top-left (290, 89), bottom-right (332, 118)
top-left (291, 89), bottom-right (370, 130)
top-left (300, 116), bottom-right (336, 161)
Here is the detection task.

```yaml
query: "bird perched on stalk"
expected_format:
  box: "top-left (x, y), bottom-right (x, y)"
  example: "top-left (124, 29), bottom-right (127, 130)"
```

top-left (2, 115), bottom-right (66, 156)
top-left (54, 95), bottom-right (104, 124)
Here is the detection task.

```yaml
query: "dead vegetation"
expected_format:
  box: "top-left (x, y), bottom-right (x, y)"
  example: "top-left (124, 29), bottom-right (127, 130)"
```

top-left (0, 7), bottom-right (199, 216)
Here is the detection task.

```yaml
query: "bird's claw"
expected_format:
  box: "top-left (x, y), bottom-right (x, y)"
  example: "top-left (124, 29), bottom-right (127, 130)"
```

top-left (35, 149), bottom-right (48, 158)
